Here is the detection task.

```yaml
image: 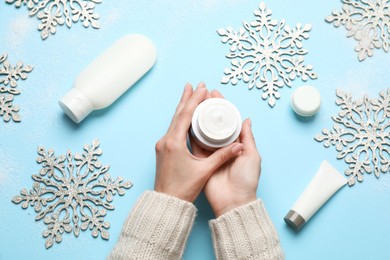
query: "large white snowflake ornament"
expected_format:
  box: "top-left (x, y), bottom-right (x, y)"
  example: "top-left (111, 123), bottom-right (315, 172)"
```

top-left (0, 53), bottom-right (33, 122)
top-left (326, 0), bottom-right (390, 61)
top-left (12, 139), bottom-right (133, 248)
top-left (6, 0), bottom-right (102, 40)
top-left (217, 2), bottom-right (317, 107)
top-left (315, 89), bottom-right (390, 186)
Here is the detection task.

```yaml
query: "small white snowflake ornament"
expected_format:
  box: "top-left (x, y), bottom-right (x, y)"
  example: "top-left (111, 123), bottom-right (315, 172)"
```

top-left (6, 0), bottom-right (102, 40)
top-left (315, 89), bottom-right (390, 186)
top-left (0, 53), bottom-right (33, 122)
top-left (326, 0), bottom-right (390, 61)
top-left (217, 2), bottom-right (317, 107)
top-left (0, 95), bottom-right (20, 122)
top-left (12, 139), bottom-right (133, 249)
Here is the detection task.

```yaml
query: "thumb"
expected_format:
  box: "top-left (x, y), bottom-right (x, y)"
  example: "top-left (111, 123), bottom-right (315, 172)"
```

top-left (205, 143), bottom-right (243, 173)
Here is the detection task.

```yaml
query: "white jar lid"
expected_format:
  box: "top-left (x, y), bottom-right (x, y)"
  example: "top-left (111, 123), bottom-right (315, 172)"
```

top-left (291, 86), bottom-right (321, 117)
top-left (198, 100), bottom-right (238, 142)
top-left (191, 98), bottom-right (241, 151)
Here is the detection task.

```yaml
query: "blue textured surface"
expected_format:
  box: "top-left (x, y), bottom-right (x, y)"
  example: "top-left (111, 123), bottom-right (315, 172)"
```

top-left (1, 0), bottom-right (390, 259)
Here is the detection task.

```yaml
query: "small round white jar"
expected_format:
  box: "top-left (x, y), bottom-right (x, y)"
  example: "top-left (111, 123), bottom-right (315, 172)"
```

top-left (291, 85), bottom-right (321, 117)
top-left (191, 98), bottom-right (242, 151)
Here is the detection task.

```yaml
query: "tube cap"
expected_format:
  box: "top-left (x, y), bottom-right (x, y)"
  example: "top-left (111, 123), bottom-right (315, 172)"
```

top-left (284, 210), bottom-right (306, 231)
top-left (59, 88), bottom-right (93, 123)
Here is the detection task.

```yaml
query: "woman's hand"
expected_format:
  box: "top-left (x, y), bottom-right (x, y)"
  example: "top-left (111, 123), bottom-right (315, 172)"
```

top-left (190, 90), bottom-right (261, 217)
top-left (154, 83), bottom-right (244, 202)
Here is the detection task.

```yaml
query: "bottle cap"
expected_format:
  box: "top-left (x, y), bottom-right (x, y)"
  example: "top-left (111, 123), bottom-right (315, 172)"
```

top-left (59, 88), bottom-right (93, 123)
top-left (191, 98), bottom-right (241, 151)
top-left (291, 85), bottom-right (321, 117)
top-left (284, 210), bottom-right (306, 231)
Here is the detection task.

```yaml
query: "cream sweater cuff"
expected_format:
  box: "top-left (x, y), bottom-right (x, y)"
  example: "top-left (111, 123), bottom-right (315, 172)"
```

top-left (209, 199), bottom-right (284, 260)
top-left (108, 191), bottom-right (197, 260)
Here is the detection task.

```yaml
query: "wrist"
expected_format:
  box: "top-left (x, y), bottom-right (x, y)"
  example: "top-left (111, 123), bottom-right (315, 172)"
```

top-left (213, 196), bottom-right (257, 218)
top-left (154, 186), bottom-right (196, 203)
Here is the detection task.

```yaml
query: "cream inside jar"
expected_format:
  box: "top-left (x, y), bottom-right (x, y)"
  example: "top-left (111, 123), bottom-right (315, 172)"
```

top-left (191, 98), bottom-right (242, 151)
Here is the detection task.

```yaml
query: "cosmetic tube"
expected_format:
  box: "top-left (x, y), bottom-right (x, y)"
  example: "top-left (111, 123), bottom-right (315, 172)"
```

top-left (284, 160), bottom-right (347, 231)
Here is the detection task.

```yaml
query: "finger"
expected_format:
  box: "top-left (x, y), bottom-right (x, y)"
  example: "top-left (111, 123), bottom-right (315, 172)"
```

top-left (204, 83), bottom-right (212, 101)
top-left (206, 89), bottom-right (212, 99)
top-left (194, 82), bottom-right (207, 90)
top-left (167, 84), bottom-right (193, 133)
top-left (175, 83), bottom-right (193, 114)
top-left (189, 134), bottom-right (203, 156)
top-left (240, 118), bottom-right (258, 153)
top-left (205, 143), bottom-right (243, 174)
top-left (188, 134), bottom-right (210, 158)
top-left (174, 83), bottom-right (207, 136)
top-left (196, 82), bottom-right (205, 90)
top-left (211, 89), bottom-right (224, 98)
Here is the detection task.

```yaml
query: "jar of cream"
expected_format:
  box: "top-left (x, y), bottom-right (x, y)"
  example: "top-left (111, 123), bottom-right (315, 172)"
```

top-left (191, 98), bottom-right (242, 151)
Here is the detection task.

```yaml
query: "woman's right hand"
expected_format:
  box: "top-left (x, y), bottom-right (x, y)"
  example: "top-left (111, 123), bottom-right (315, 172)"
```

top-left (190, 90), bottom-right (262, 217)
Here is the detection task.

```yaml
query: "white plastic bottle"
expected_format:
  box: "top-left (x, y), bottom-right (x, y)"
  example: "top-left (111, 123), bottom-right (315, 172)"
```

top-left (59, 34), bottom-right (157, 123)
top-left (191, 98), bottom-right (242, 151)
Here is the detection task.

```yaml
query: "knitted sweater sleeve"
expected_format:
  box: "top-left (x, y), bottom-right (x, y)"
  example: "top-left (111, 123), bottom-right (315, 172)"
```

top-left (108, 191), bottom-right (197, 260)
top-left (209, 199), bottom-right (284, 260)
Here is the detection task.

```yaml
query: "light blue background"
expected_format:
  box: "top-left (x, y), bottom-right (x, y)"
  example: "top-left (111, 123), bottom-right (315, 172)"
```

top-left (1, 0), bottom-right (390, 259)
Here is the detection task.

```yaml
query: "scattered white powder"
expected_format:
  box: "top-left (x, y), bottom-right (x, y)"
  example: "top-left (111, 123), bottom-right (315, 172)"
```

top-left (0, 171), bottom-right (7, 184)
top-left (333, 54), bottom-right (390, 98)
top-left (0, 148), bottom-right (22, 220)
top-left (338, 70), bottom-right (372, 98)
top-left (103, 7), bottom-right (122, 28)
top-left (0, 149), bottom-right (18, 186)
top-left (27, 89), bottom-right (60, 134)
top-left (183, 0), bottom-right (250, 11)
top-left (5, 14), bottom-right (35, 49)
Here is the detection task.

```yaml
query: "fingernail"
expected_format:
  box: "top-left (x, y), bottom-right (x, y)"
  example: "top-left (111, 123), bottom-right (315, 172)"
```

top-left (247, 118), bottom-right (252, 127)
top-left (184, 83), bottom-right (192, 92)
top-left (197, 82), bottom-right (206, 89)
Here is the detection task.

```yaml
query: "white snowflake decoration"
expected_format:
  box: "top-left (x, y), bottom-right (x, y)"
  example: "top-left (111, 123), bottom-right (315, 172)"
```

top-left (0, 53), bottom-right (33, 122)
top-left (326, 0), bottom-right (390, 61)
top-left (6, 0), bottom-right (102, 40)
top-left (315, 89), bottom-right (390, 186)
top-left (12, 139), bottom-right (133, 249)
top-left (217, 2), bottom-right (317, 107)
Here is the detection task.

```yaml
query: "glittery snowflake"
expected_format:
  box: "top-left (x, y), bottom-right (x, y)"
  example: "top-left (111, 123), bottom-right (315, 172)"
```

top-left (6, 0), bottom-right (102, 40)
top-left (12, 139), bottom-right (133, 249)
top-left (315, 89), bottom-right (390, 186)
top-left (326, 0), bottom-right (390, 61)
top-left (0, 53), bottom-right (33, 122)
top-left (217, 2), bottom-right (317, 107)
